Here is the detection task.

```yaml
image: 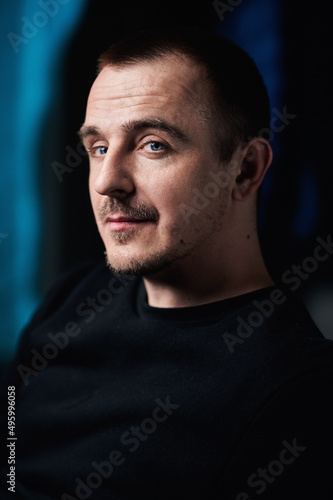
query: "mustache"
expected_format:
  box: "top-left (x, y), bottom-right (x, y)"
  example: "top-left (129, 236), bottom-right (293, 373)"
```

top-left (98, 198), bottom-right (159, 222)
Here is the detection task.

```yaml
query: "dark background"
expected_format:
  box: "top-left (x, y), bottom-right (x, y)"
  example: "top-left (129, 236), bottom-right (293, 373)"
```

top-left (1, 0), bottom-right (332, 372)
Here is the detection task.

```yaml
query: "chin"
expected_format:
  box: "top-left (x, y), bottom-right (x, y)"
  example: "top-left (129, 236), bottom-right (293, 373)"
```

top-left (103, 229), bottom-right (198, 277)
top-left (105, 251), bottom-right (174, 277)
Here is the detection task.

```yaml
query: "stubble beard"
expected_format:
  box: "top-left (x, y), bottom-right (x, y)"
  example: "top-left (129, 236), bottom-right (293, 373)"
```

top-left (105, 248), bottom-right (178, 277)
top-left (98, 197), bottom-right (186, 276)
top-left (100, 189), bottom-right (230, 277)
top-left (104, 223), bottom-right (194, 277)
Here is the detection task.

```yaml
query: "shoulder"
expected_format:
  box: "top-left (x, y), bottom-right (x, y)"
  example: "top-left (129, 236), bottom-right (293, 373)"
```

top-left (222, 284), bottom-right (333, 377)
top-left (26, 259), bottom-right (107, 330)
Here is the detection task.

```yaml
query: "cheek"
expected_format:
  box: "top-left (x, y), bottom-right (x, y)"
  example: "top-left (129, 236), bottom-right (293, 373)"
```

top-left (148, 177), bottom-right (200, 231)
top-left (88, 179), bottom-right (100, 217)
top-left (147, 175), bottom-right (190, 207)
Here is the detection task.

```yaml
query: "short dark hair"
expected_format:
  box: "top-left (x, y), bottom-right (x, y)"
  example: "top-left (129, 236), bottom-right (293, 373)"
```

top-left (97, 27), bottom-right (270, 162)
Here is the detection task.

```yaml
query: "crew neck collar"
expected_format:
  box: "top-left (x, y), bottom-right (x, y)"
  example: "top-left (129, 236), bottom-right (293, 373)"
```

top-left (136, 279), bottom-right (276, 323)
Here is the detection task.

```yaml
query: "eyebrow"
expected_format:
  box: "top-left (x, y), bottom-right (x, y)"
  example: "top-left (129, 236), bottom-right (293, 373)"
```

top-left (77, 125), bottom-right (103, 142)
top-left (121, 118), bottom-right (189, 142)
top-left (78, 118), bottom-right (189, 143)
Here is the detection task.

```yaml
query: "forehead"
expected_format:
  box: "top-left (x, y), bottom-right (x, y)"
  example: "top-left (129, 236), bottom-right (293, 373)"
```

top-left (85, 54), bottom-right (208, 124)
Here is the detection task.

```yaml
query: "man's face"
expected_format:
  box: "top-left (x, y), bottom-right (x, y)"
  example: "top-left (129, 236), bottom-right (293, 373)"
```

top-left (81, 54), bottom-right (234, 276)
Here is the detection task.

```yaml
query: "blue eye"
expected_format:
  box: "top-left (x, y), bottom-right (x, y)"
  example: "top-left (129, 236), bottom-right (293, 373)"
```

top-left (94, 146), bottom-right (108, 156)
top-left (146, 141), bottom-right (165, 152)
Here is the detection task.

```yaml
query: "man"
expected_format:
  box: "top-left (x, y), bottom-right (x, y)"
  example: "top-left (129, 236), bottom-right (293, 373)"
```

top-left (1, 27), bottom-right (333, 499)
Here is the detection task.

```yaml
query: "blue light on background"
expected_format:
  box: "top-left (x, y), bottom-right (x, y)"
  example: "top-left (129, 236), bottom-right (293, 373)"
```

top-left (0, 0), bottom-right (88, 364)
top-left (291, 165), bottom-right (320, 240)
top-left (216, 0), bottom-right (285, 114)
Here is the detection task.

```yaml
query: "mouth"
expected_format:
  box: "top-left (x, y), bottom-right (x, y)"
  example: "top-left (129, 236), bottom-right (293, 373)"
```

top-left (105, 216), bottom-right (156, 231)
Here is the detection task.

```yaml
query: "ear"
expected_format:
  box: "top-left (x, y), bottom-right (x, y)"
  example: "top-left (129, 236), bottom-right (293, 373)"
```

top-left (232, 138), bottom-right (273, 201)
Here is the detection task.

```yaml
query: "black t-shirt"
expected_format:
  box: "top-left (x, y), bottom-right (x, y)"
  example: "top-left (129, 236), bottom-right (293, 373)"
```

top-left (1, 260), bottom-right (333, 499)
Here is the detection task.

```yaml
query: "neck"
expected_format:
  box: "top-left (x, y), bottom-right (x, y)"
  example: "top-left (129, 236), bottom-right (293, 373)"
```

top-left (143, 227), bottom-right (274, 309)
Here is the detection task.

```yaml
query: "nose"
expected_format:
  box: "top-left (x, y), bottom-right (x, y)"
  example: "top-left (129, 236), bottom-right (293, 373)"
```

top-left (91, 145), bottom-right (135, 198)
